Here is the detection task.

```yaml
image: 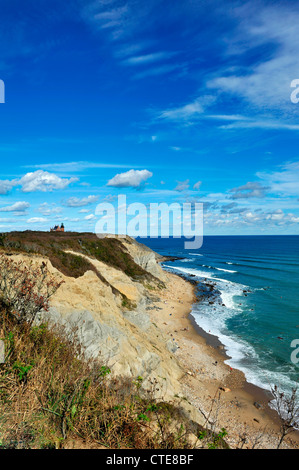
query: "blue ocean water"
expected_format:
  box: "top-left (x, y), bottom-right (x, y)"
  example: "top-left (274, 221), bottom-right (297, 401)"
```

top-left (138, 235), bottom-right (299, 398)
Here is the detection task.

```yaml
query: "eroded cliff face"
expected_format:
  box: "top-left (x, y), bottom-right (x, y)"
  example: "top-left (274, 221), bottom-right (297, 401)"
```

top-left (9, 236), bottom-right (184, 399)
top-left (121, 237), bottom-right (167, 283)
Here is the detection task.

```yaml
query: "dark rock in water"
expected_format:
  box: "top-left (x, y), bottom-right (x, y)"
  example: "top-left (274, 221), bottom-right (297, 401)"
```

top-left (162, 256), bottom-right (185, 262)
top-left (206, 283), bottom-right (215, 290)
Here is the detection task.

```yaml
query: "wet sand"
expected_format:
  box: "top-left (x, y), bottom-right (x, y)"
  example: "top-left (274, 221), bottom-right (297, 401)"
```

top-left (149, 270), bottom-right (299, 449)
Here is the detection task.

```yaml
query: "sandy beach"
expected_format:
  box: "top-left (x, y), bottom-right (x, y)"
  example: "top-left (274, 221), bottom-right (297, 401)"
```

top-left (149, 270), bottom-right (299, 449)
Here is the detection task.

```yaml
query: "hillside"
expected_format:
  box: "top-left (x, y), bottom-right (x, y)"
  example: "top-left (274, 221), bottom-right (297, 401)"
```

top-left (0, 231), bottom-right (188, 395)
top-left (0, 231), bottom-right (164, 284)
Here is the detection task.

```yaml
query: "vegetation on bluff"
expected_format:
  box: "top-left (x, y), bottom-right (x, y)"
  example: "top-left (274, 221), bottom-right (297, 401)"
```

top-left (0, 231), bottom-right (159, 284)
top-left (0, 254), bottom-right (227, 449)
top-left (0, 231), bottom-right (163, 312)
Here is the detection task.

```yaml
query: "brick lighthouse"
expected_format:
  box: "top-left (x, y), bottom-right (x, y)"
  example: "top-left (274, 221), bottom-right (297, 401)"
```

top-left (50, 223), bottom-right (65, 232)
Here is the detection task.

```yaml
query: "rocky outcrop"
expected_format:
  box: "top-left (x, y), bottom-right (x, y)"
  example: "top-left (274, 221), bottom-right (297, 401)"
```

top-left (121, 237), bottom-right (167, 283)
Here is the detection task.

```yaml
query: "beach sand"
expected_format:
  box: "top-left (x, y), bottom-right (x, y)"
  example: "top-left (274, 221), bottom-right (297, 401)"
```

top-left (149, 271), bottom-right (299, 449)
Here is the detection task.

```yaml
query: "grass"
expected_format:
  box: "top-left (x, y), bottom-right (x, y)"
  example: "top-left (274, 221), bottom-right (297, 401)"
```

top-left (0, 231), bottom-right (160, 284)
top-left (0, 308), bottom-right (221, 449)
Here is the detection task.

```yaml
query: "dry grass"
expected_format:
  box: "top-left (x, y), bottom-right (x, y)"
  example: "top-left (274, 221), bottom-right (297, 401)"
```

top-left (0, 310), bottom-right (204, 449)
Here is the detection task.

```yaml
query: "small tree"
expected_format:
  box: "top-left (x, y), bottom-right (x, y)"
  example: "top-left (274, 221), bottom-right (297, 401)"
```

top-left (270, 385), bottom-right (299, 449)
top-left (0, 255), bottom-right (64, 326)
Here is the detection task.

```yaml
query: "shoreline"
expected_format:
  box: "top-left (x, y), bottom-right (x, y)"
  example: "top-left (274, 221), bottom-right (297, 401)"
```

top-left (188, 310), bottom-right (282, 428)
top-left (150, 269), bottom-right (299, 449)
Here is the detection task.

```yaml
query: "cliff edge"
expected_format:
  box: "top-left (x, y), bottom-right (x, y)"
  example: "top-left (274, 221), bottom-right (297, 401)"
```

top-left (0, 232), bottom-right (189, 400)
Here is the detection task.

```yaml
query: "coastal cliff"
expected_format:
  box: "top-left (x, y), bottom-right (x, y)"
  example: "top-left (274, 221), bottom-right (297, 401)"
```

top-left (0, 232), bottom-right (188, 399)
top-left (1, 231), bottom-right (297, 449)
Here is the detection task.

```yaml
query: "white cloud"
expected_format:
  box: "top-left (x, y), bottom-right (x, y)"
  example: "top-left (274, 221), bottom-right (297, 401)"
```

top-left (19, 170), bottom-right (78, 192)
top-left (0, 171), bottom-right (78, 195)
top-left (84, 214), bottom-right (96, 220)
top-left (107, 169), bottom-right (153, 188)
top-left (204, 206), bottom-right (299, 229)
top-left (0, 179), bottom-right (18, 195)
top-left (0, 201), bottom-right (30, 213)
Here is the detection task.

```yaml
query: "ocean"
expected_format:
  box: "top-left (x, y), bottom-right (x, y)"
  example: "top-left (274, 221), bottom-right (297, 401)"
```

top-left (138, 235), bottom-right (299, 401)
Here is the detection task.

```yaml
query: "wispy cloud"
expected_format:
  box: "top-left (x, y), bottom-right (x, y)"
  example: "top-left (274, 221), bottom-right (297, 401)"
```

top-left (257, 160), bottom-right (299, 197)
top-left (230, 181), bottom-right (269, 199)
top-left (24, 161), bottom-right (141, 172)
top-left (132, 64), bottom-right (182, 80)
top-left (193, 181), bottom-right (202, 190)
top-left (38, 203), bottom-right (63, 216)
top-left (157, 97), bottom-right (209, 123)
top-left (218, 119), bottom-right (299, 131)
top-left (94, 5), bottom-right (128, 25)
top-left (174, 179), bottom-right (190, 192)
top-left (81, 0), bottom-right (186, 78)
top-left (206, 2), bottom-right (299, 113)
top-left (27, 217), bottom-right (48, 224)
top-left (65, 195), bottom-right (99, 207)
top-left (122, 51), bottom-right (177, 66)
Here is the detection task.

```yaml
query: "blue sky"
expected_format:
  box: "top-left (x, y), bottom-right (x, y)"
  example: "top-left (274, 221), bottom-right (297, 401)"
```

top-left (0, 0), bottom-right (299, 235)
